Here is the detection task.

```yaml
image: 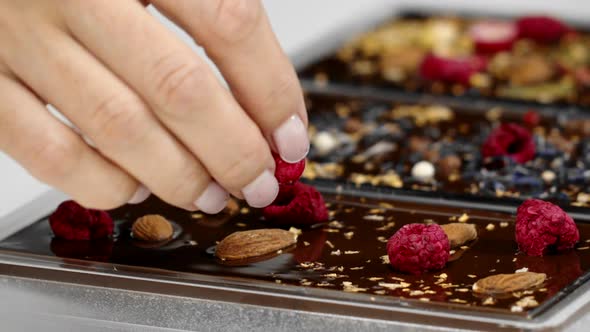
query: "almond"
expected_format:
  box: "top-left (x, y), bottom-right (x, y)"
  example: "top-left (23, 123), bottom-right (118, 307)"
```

top-left (473, 272), bottom-right (546, 295)
top-left (132, 214), bottom-right (174, 242)
top-left (216, 229), bottom-right (297, 265)
top-left (441, 223), bottom-right (477, 248)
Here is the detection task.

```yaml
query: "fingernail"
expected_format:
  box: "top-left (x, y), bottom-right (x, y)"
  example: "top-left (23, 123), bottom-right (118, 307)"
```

top-left (242, 170), bottom-right (279, 208)
top-left (273, 114), bottom-right (309, 163)
top-left (128, 185), bottom-right (151, 204)
top-left (194, 182), bottom-right (229, 214)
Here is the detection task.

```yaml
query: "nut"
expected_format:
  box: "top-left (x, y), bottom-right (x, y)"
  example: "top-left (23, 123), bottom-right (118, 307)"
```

top-left (440, 223), bottom-right (477, 248)
top-left (473, 272), bottom-right (546, 295)
top-left (437, 155), bottom-right (462, 177)
top-left (215, 229), bottom-right (297, 265)
top-left (132, 215), bottom-right (174, 242)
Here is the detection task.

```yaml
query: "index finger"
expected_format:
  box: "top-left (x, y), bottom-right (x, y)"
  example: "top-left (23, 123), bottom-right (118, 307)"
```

top-left (151, 0), bottom-right (309, 163)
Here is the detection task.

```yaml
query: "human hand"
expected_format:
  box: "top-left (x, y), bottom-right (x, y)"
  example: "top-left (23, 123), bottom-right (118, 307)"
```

top-left (0, 0), bottom-right (309, 213)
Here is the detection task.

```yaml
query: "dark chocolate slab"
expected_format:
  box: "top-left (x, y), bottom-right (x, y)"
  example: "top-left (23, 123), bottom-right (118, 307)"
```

top-left (1, 194), bottom-right (590, 318)
top-left (303, 93), bottom-right (590, 210)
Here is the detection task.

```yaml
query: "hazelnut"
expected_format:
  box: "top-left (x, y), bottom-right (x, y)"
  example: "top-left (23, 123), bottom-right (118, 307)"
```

top-left (344, 118), bottom-right (363, 133)
top-left (408, 136), bottom-right (431, 154)
top-left (437, 155), bottom-right (462, 177)
top-left (132, 214), bottom-right (174, 242)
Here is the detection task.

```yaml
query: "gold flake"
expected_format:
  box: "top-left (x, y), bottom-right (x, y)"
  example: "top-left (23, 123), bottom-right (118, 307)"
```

top-left (450, 299), bottom-right (468, 304)
top-left (331, 250), bottom-right (342, 256)
top-left (380, 255), bottom-right (390, 264)
top-left (323, 273), bottom-right (348, 279)
top-left (577, 246), bottom-right (590, 250)
top-left (344, 232), bottom-right (354, 240)
top-left (344, 250), bottom-right (360, 255)
top-left (455, 288), bottom-right (469, 293)
top-left (486, 223), bottom-right (496, 231)
top-left (328, 220), bottom-right (344, 229)
top-left (337, 266), bottom-right (345, 272)
top-left (368, 277), bottom-right (384, 281)
top-left (378, 202), bottom-right (395, 209)
top-left (240, 207), bottom-right (250, 214)
top-left (467, 274), bottom-right (477, 279)
top-left (460, 246), bottom-right (469, 250)
top-left (324, 228), bottom-right (340, 233)
top-left (419, 298), bottom-right (431, 302)
top-left (342, 282), bottom-right (367, 293)
top-left (376, 222), bottom-right (396, 231)
top-left (316, 281), bottom-right (333, 287)
top-left (458, 213), bottom-right (470, 223)
top-left (500, 222), bottom-right (509, 228)
top-left (191, 213), bottom-right (203, 219)
top-left (377, 236), bottom-right (388, 243)
top-left (369, 208), bottom-right (384, 214)
top-left (350, 267), bottom-right (364, 270)
top-left (511, 305), bottom-right (524, 313)
top-left (236, 222), bottom-right (247, 227)
top-left (483, 297), bottom-right (496, 306)
top-left (275, 280), bottom-right (282, 284)
top-left (303, 241), bottom-right (310, 246)
top-left (374, 290), bottom-right (387, 295)
top-left (379, 282), bottom-right (411, 290)
top-left (409, 290), bottom-right (425, 296)
top-left (288, 227), bottom-right (302, 236)
top-left (364, 215), bottom-right (385, 221)
top-left (325, 240), bottom-right (335, 249)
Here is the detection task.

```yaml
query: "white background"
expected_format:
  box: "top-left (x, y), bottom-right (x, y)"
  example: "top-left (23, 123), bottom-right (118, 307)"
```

top-left (0, 0), bottom-right (588, 218)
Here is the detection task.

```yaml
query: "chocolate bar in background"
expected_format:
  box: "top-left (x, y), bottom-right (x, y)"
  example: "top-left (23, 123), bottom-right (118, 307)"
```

top-left (303, 92), bottom-right (590, 210)
top-left (299, 12), bottom-right (590, 108)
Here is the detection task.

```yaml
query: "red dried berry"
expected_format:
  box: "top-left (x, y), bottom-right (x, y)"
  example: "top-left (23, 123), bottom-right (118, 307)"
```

top-left (523, 110), bottom-right (541, 128)
top-left (386, 223), bottom-right (450, 275)
top-left (469, 20), bottom-right (518, 54)
top-left (517, 16), bottom-right (570, 43)
top-left (263, 182), bottom-right (328, 225)
top-left (481, 123), bottom-right (536, 164)
top-left (273, 152), bottom-right (305, 185)
top-left (516, 199), bottom-right (579, 256)
top-left (49, 200), bottom-right (114, 240)
top-left (419, 54), bottom-right (487, 85)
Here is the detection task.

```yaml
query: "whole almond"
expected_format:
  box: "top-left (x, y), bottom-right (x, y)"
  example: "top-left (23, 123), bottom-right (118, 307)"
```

top-left (132, 214), bottom-right (174, 242)
top-left (441, 223), bottom-right (477, 248)
top-left (216, 229), bottom-right (297, 264)
top-left (473, 272), bottom-right (546, 295)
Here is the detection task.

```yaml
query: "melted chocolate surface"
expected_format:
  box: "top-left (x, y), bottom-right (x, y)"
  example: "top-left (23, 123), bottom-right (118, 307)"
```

top-left (1, 194), bottom-right (590, 317)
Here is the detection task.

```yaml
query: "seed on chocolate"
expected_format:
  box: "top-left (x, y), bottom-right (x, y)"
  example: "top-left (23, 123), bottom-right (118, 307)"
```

top-left (411, 161), bottom-right (435, 181)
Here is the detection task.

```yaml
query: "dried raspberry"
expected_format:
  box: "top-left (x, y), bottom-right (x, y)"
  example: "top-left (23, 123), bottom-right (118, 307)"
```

top-left (263, 182), bottom-right (328, 225)
top-left (273, 152), bottom-right (305, 185)
top-left (517, 16), bottom-right (570, 43)
top-left (523, 110), bottom-right (541, 128)
top-left (481, 123), bottom-right (535, 164)
top-left (419, 54), bottom-right (487, 85)
top-left (469, 20), bottom-right (518, 54)
top-left (49, 200), bottom-right (114, 240)
top-left (386, 224), bottom-right (450, 275)
top-left (516, 199), bottom-right (579, 256)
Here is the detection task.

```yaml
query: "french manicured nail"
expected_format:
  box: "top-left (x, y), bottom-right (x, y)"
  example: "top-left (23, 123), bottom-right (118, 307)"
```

top-left (273, 114), bottom-right (309, 163)
top-left (194, 182), bottom-right (229, 214)
top-left (128, 185), bottom-right (151, 204)
top-left (242, 170), bottom-right (279, 208)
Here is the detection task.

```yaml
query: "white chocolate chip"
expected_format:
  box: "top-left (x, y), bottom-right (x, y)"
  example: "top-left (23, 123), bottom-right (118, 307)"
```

top-left (411, 161), bottom-right (435, 181)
